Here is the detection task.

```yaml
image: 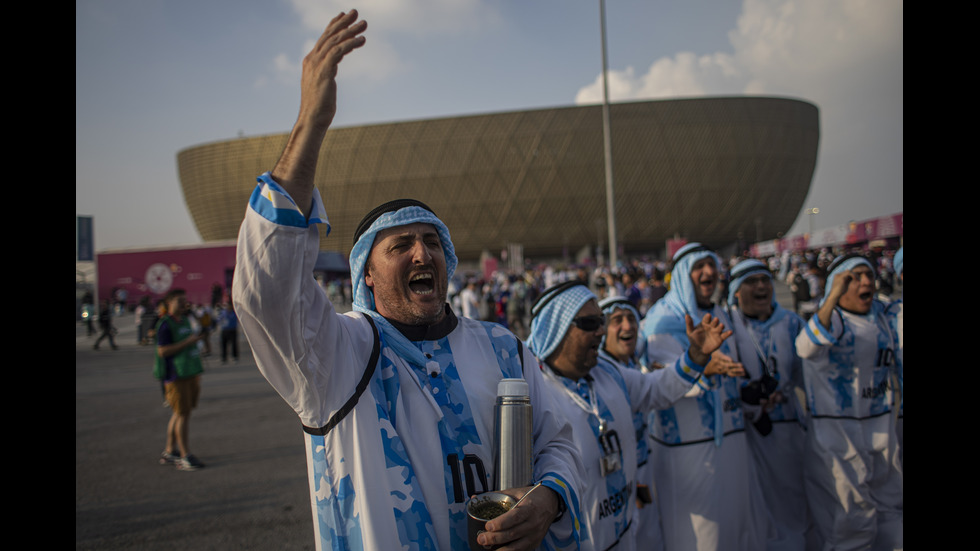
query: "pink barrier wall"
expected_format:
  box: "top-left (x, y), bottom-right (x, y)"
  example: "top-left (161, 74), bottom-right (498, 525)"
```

top-left (96, 242), bottom-right (237, 308)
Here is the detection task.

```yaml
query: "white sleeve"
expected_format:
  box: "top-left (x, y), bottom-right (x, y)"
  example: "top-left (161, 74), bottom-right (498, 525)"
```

top-left (645, 331), bottom-right (708, 397)
top-left (621, 354), bottom-right (701, 412)
top-left (795, 311), bottom-right (842, 360)
top-left (232, 177), bottom-right (376, 428)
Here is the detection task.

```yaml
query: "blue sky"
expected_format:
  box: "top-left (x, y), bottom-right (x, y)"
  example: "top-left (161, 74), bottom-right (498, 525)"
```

top-left (76, 0), bottom-right (902, 252)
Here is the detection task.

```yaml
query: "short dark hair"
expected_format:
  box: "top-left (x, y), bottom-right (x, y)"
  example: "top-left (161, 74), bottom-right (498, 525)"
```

top-left (162, 289), bottom-right (187, 304)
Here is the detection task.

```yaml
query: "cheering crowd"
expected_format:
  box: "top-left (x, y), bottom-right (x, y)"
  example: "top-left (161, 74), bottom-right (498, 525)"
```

top-left (228, 11), bottom-right (902, 551)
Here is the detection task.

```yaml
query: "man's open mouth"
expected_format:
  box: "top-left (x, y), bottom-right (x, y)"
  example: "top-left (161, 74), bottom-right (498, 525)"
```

top-left (409, 273), bottom-right (435, 295)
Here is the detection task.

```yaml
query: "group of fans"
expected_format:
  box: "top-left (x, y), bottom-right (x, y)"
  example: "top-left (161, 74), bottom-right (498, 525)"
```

top-left (231, 12), bottom-right (902, 550)
top-left (516, 244), bottom-right (904, 550)
top-left (426, 241), bottom-right (904, 550)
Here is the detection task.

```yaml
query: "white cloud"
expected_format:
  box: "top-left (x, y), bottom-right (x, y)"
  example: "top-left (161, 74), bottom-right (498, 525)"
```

top-left (573, 0), bottom-right (903, 234)
top-left (575, 51), bottom-right (744, 104)
top-left (575, 0), bottom-right (902, 103)
top-left (729, 0), bottom-right (902, 97)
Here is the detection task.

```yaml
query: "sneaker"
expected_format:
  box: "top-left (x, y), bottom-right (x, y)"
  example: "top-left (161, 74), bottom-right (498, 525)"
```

top-left (176, 455), bottom-right (205, 471)
top-left (159, 450), bottom-right (179, 465)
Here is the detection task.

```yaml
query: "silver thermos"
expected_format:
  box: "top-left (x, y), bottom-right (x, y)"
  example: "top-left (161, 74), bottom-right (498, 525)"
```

top-left (492, 378), bottom-right (533, 491)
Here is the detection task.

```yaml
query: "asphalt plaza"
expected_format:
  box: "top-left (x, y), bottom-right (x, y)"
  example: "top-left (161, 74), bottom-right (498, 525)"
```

top-left (76, 317), bottom-right (315, 550)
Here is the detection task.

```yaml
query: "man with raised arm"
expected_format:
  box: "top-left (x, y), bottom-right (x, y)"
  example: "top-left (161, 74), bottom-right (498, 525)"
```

top-left (526, 283), bottom-right (730, 550)
top-left (232, 11), bottom-right (582, 551)
top-left (638, 242), bottom-right (771, 551)
top-left (795, 253), bottom-right (903, 550)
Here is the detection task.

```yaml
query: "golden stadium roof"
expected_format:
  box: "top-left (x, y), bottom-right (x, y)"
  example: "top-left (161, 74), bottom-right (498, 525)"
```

top-left (177, 96), bottom-right (818, 261)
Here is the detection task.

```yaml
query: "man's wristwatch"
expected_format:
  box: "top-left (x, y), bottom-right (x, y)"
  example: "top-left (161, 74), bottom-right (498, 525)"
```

top-left (553, 493), bottom-right (566, 523)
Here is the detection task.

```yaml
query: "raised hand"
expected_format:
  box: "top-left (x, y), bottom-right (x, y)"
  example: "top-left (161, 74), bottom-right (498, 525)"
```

top-left (272, 10), bottom-right (367, 216)
top-left (297, 11), bottom-right (368, 132)
top-left (685, 314), bottom-right (741, 374)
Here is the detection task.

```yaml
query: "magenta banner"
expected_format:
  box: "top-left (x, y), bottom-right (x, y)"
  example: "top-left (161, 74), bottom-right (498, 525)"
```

top-left (760, 212), bottom-right (902, 255)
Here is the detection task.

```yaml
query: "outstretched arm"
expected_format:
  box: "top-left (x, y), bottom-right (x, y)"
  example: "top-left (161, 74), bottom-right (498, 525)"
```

top-left (271, 10), bottom-right (367, 217)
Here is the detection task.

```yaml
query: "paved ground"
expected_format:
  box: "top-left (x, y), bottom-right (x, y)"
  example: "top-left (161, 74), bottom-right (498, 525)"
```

top-left (76, 317), bottom-right (315, 550)
top-left (75, 280), bottom-right (799, 550)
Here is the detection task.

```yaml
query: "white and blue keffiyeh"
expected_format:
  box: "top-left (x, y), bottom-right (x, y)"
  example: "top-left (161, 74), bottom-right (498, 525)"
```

top-left (728, 258), bottom-right (793, 332)
top-left (349, 205), bottom-right (458, 369)
top-left (527, 284), bottom-right (596, 361)
top-left (645, 243), bottom-right (721, 340)
top-left (598, 295), bottom-right (645, 362)
top-left (727, 258), bottom-right (772, 306)
top-left (598, 295), bottom-right (640, 325)
top-left (822, 255), bottom-right (874, 307)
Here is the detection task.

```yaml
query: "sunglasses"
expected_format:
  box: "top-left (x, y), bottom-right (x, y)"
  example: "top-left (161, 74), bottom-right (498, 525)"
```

top-left (571, 315), bottom-right (605, 332)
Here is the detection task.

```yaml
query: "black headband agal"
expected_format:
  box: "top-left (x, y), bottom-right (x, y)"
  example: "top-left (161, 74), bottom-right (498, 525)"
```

top-left (730, 263), bottom-right (770, 282)
top-left (672, 244), bottom-right (710, 266)
top-left (668, 244), bottom-right (711, 276)
top-left (827, 252), bottom-right (870, 275)
top-left (353, 199), bottom-right (436, 245)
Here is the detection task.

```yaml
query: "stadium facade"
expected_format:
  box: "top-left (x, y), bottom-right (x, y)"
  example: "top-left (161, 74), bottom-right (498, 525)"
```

top-left (177, 96), bottom-right (819, 263)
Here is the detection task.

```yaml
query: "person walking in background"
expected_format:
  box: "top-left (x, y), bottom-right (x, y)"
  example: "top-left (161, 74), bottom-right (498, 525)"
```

top-left (93, 299), bottom-right (118, 350)
top-left (154, 289), bottom-right (205, 471)
top-left (217, 301), bottom-right (239, 364)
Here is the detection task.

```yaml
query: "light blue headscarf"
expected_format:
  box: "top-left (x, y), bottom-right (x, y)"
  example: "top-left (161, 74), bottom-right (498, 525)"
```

top-left (727, 258), bottom-right (789, 330)
top-left (823, 255), bottom-right (874, 307)
top-left (526, 283), bottom-right (596, 362)
top-left (598, 295), bottom-right (645, 364)
top-left (598, 295), bottom-right (640, 327)
top-left (349, 205), bottom-right (458, 369)
top-left (642, 243), bottom-right (726, 447)
top-left (727, 259), bottom-right (772, 306)
top-left (643, 242), bottom-right (721, 341)
top-left (894, 247), bottom-right (903, 277)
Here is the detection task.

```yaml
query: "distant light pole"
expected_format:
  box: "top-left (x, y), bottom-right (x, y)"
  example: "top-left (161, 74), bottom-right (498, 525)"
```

top-left (807, 207), bottom-right (820, 236)
top-left (599, 0), bottom-right (618, 268)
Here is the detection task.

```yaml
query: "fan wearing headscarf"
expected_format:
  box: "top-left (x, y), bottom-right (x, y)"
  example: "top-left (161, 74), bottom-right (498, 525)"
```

top-left (232, 12), bottom-right (584, 551)
top-left (726, 259), bottom-right (811, 551)
top-left (637, 242), bottom-right (772, 551)
top-left (527, 282), bottom-right (729, 551)
top-left (795, 253), bottom-right (903, 550)
top-left (597, 296), bottom-right (662, 551)
top-left (886, 247), bottom-right (903, 466)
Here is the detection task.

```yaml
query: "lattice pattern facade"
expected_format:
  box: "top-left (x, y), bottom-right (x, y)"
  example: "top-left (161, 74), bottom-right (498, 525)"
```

top-left (177, 96), bottom-right (818, 261)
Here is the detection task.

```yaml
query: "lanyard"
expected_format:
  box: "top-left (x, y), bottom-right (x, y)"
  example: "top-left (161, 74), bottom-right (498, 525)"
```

top-left (735, 309), bottom-right (776, 379)
top-left (542, 364), bottom-right (608, 434)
